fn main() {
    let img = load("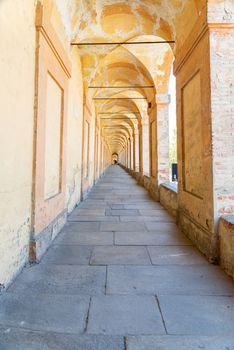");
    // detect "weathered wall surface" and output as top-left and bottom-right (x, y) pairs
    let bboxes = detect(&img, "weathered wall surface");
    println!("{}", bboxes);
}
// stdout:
(66, 48), (84, 213)
(210, 28), (234, 220)
(208, 0), (234, 24)
(0, 0), (36, 288)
